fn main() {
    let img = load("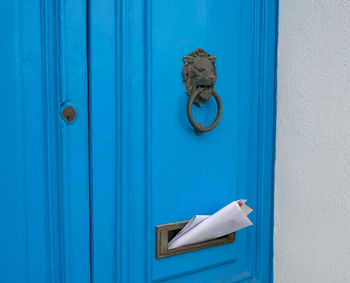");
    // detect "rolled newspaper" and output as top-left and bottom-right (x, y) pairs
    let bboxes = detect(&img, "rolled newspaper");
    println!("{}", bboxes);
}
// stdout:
(168, 200), (253, 249)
